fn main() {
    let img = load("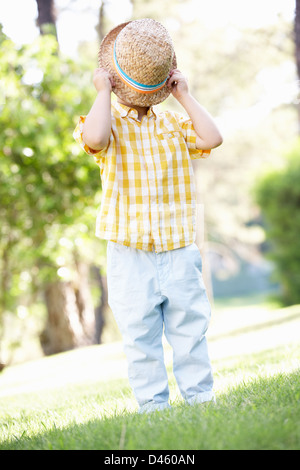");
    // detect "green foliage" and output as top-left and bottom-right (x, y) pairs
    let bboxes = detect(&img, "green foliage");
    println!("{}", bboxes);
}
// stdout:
(255, 141), (300, 304)
(0, 26), (101, 316)
(0, 6), (297, 352)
